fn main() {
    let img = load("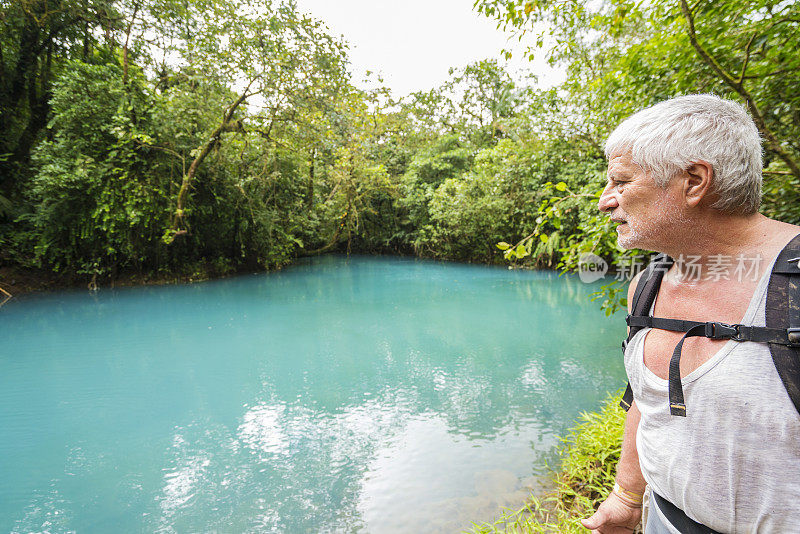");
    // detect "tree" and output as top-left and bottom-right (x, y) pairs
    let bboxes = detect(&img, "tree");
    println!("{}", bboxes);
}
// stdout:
(156, 0), (350, 241)
(475, 0), (800, 311)
(0, 0), (120, 197)
(23, 61), (165, 277)
(403, 59), (530, 147)
(474, 0), (800, 214)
